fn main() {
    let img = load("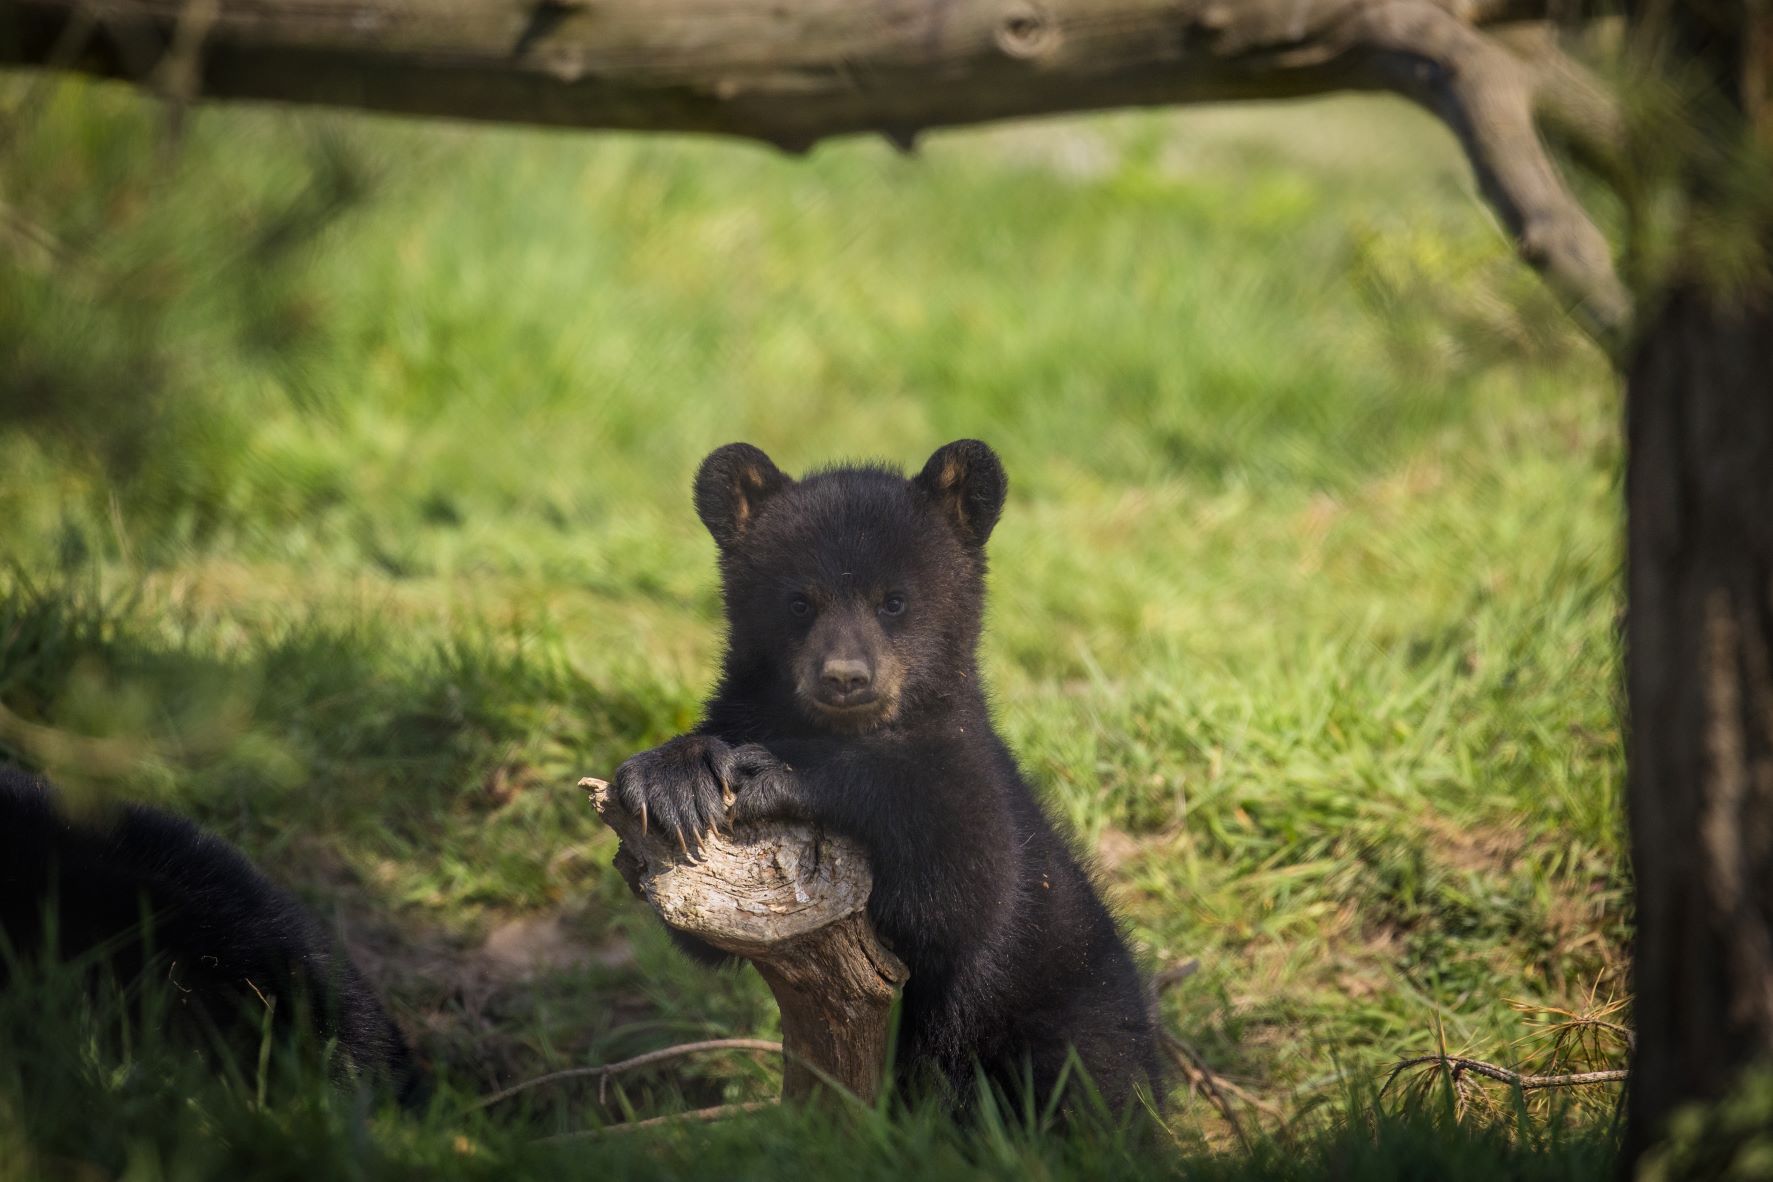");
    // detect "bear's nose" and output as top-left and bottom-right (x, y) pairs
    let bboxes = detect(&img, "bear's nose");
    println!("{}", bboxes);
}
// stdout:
(820, 658), (873, 695)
